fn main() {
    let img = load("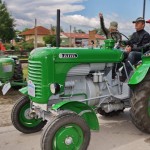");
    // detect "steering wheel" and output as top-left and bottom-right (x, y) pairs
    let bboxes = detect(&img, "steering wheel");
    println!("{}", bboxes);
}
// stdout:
(110, 32), (130, 48)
